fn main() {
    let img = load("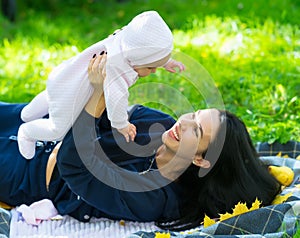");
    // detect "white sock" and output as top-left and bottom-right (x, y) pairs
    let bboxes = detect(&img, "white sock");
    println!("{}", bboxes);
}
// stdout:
(17, 124), (36, 159)
(21, 90), (49, 122)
